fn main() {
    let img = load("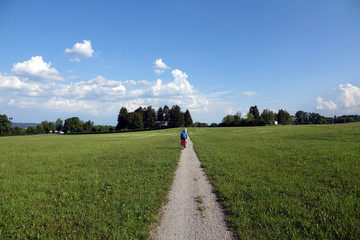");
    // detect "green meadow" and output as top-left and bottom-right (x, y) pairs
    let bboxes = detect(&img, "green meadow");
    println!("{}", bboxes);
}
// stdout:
(0, 129), (180, 239)
(190, 123), (360, 239)
(1, 124), (359, 239)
